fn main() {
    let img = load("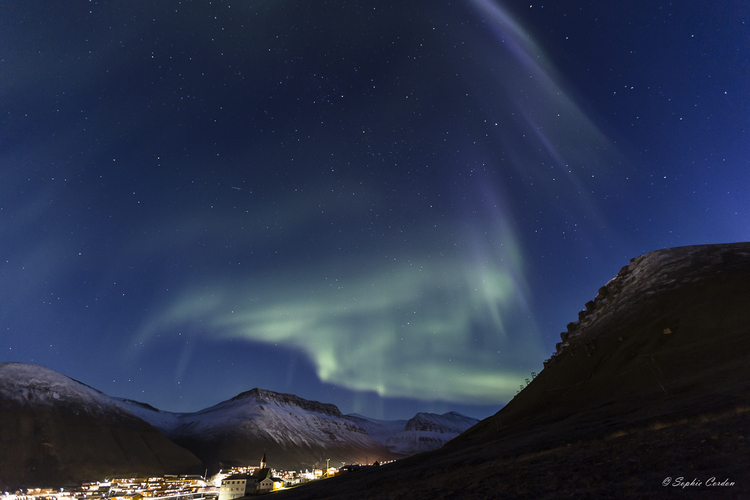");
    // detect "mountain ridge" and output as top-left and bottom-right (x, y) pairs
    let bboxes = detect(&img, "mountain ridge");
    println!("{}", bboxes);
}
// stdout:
(1, 363), (479, 486)
(228, 388), (344, 418)
(0, 363), (203, 489)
